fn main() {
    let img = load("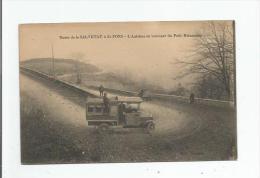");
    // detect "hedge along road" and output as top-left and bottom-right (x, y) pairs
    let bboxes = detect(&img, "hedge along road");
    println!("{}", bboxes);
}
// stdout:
(20, 72), (236, 163)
